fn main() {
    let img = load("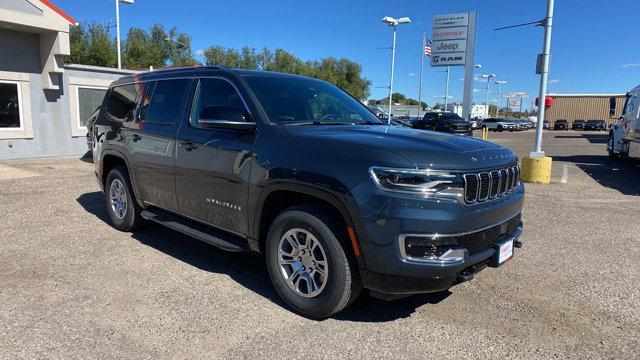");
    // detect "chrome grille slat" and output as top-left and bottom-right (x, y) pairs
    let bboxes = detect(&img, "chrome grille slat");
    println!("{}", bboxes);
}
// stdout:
(464, 165), (520, 204)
